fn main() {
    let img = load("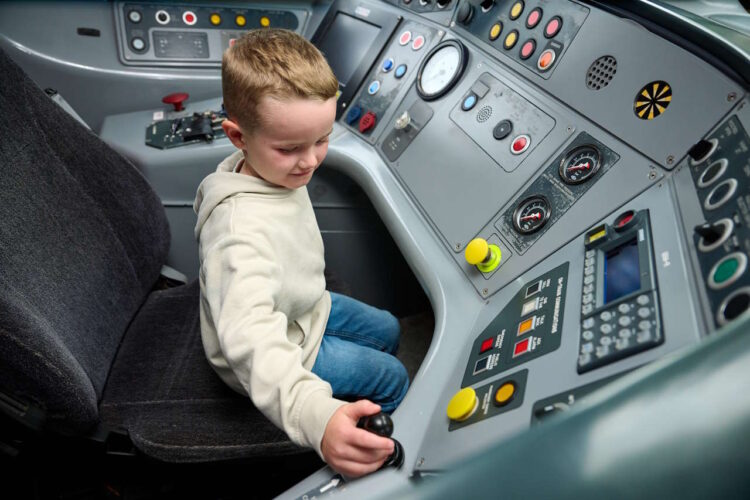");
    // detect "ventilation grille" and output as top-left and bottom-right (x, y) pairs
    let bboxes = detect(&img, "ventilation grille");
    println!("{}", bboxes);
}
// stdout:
(476, 105), (493, 123)
(586, 56), (617, 90)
